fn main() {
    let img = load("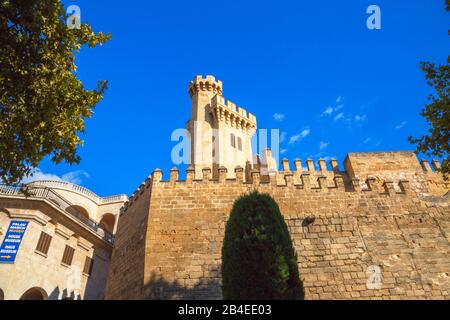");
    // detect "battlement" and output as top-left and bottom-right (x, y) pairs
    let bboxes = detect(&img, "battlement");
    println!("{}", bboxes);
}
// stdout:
(141, 161), (409, 191)
(120, 163), (409, 214)
(121, 153), (448, 214)
(188, 75), (223, 97)
(210, 95), (257, 135)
